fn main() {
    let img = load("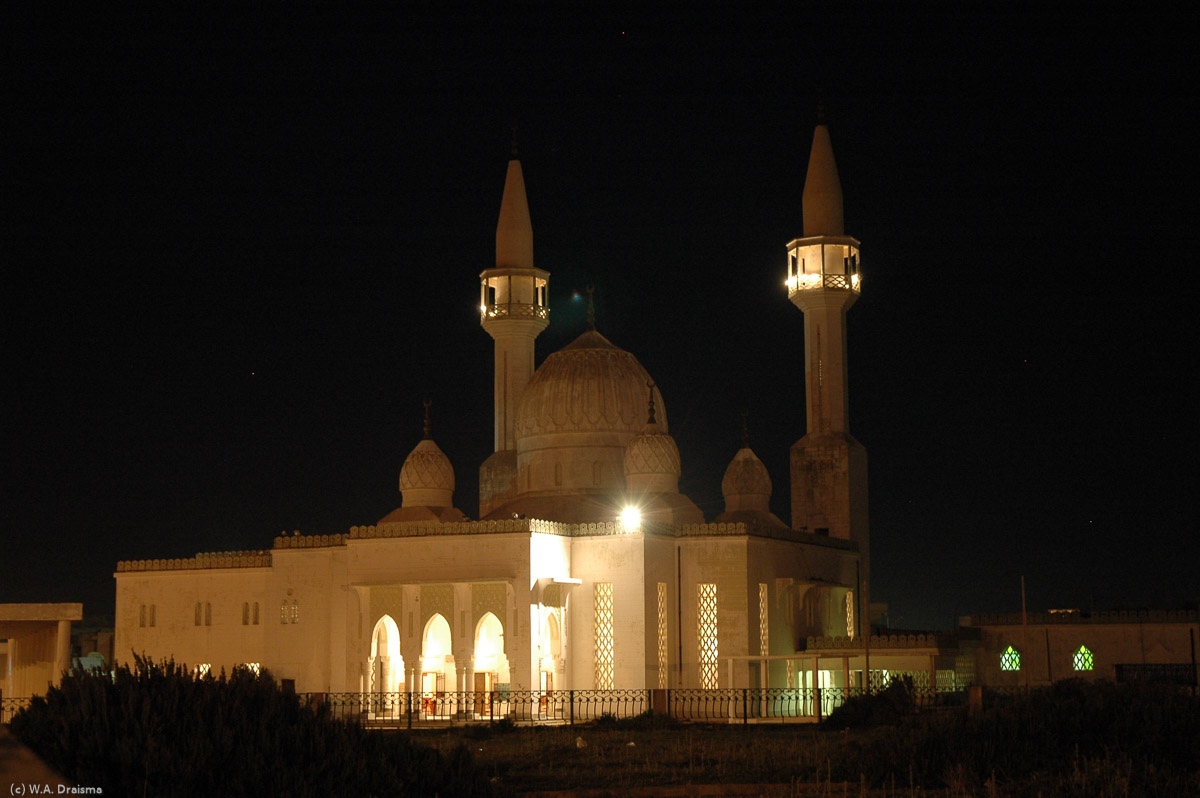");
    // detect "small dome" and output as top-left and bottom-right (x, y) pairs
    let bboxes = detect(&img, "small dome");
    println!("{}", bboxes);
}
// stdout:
(624, 422), (681, 494)
(722, 447), (771, 512)
(399, 438), (455, 507)
(515, 330), (666, 439)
